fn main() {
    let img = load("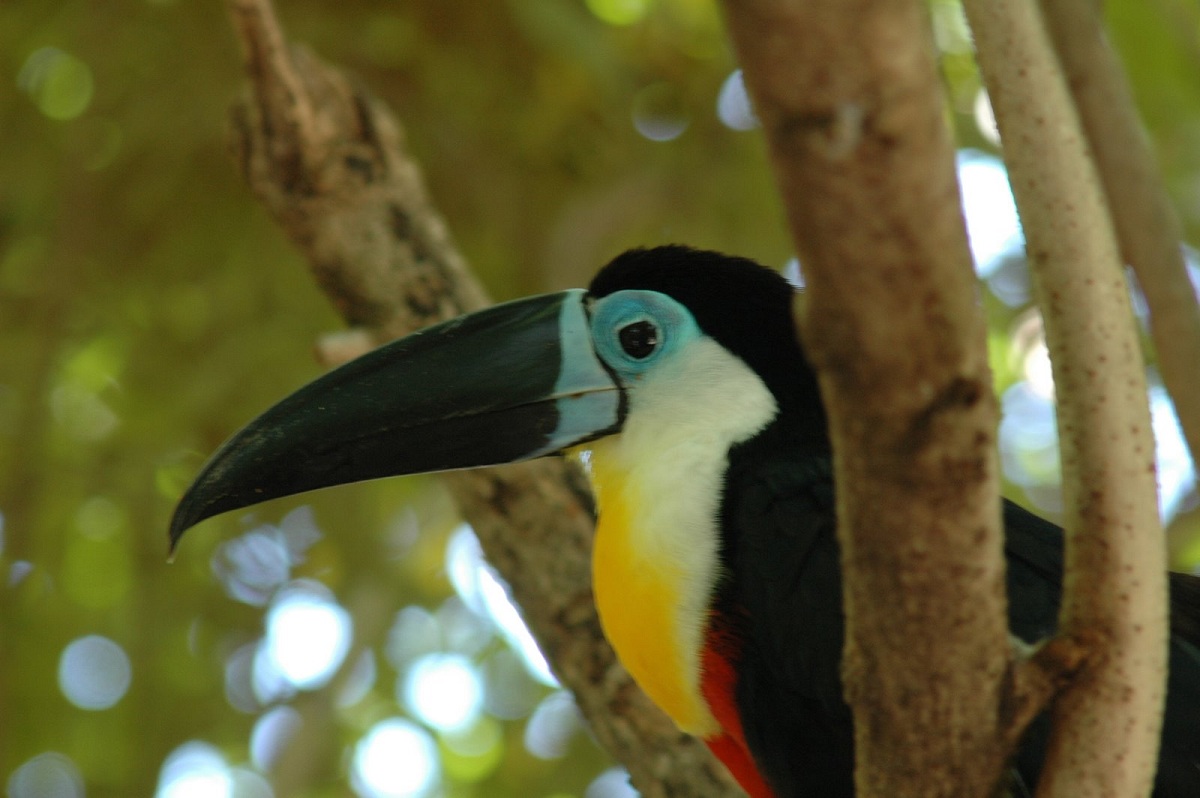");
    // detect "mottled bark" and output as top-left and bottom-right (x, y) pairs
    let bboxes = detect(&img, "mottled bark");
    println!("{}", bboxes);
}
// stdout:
(718, 2), (1012, 796)
(223, 0), (740, 795)
(965, 1), (1167, 795)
